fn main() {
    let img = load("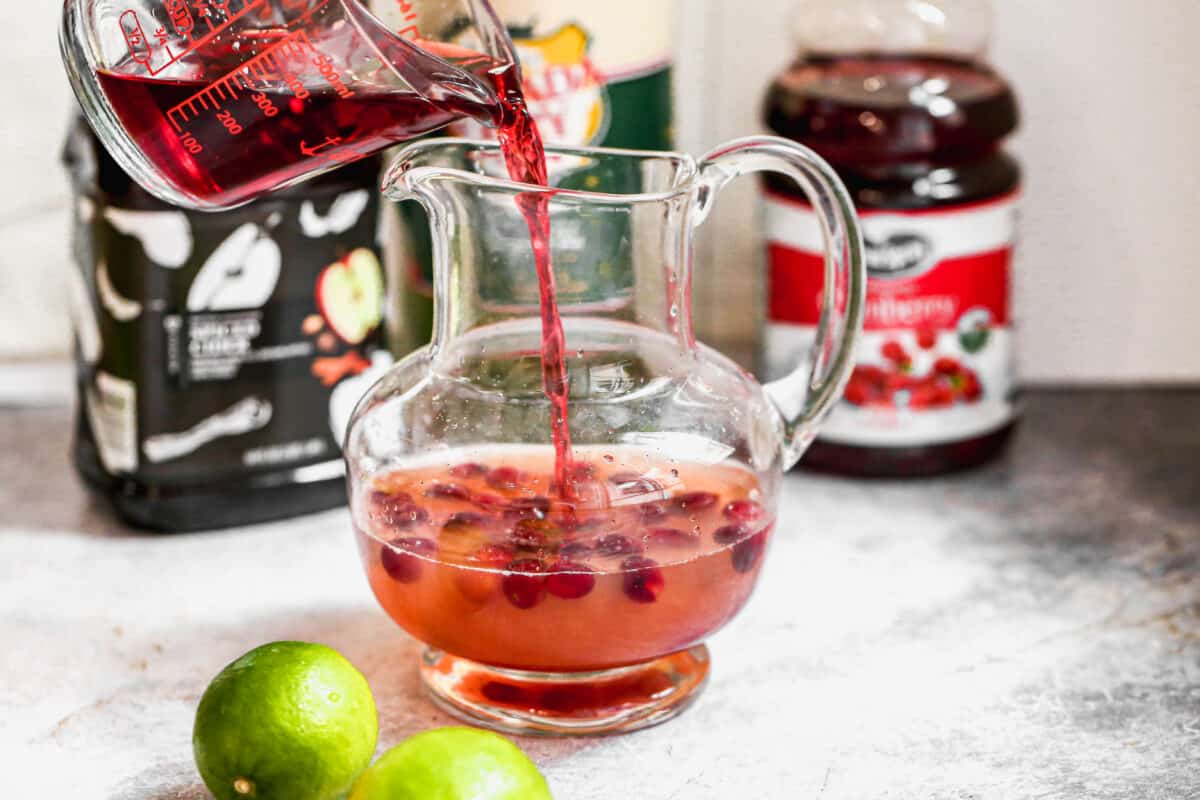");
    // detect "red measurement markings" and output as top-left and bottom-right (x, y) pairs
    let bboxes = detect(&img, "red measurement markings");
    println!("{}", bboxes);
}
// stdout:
(393, 0), (419, 39)
(165, 29), (313, 132)
(119, 10), (153, 68)
(127, 0), (267, 76)
(163, 0), (195, 37)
